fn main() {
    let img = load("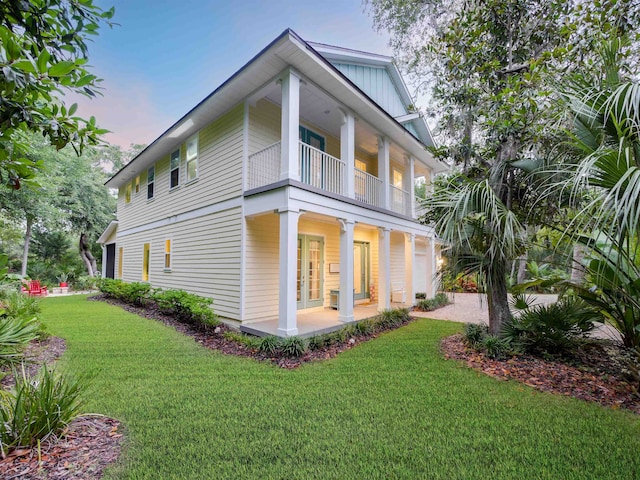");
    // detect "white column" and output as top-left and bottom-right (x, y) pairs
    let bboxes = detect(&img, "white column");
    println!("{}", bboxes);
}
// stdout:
(338, 218), (355, 322)
(101, 245), (107, 278)
(378, 227), (391, 311)
(404, 233), (415, 306)
(407, 155), (416, 218)
(378, 136), (390, 210)
(425, 237), (436, 298)
(340, 110), (355, 199)
(278, 206), (299, 336)
(280, 69), (300, 181)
